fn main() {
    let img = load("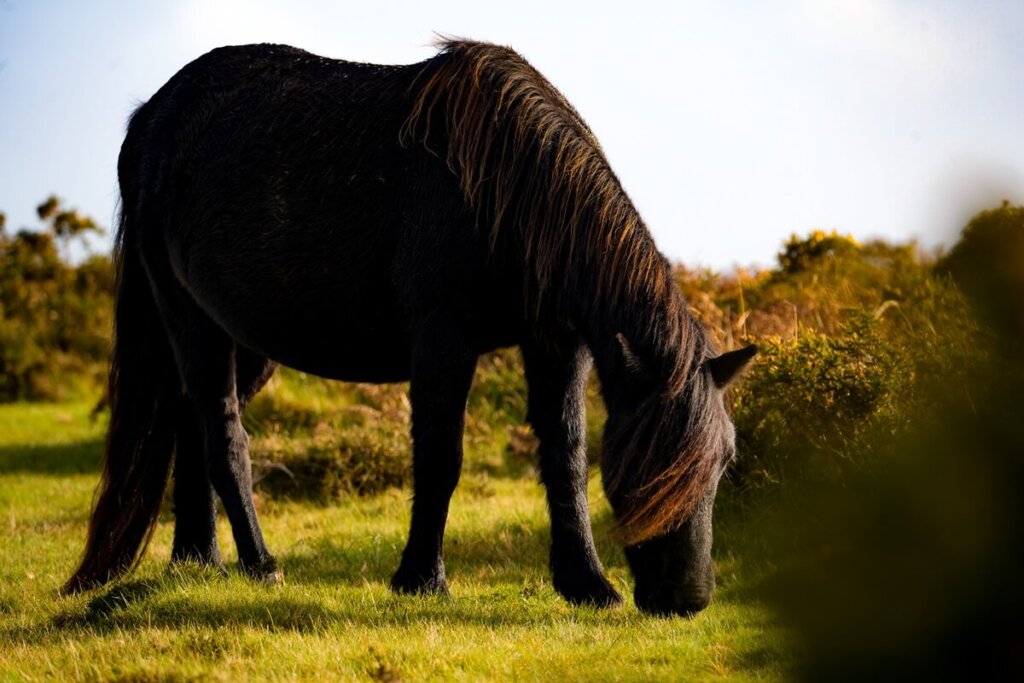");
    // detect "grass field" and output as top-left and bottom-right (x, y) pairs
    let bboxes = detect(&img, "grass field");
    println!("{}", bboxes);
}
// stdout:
(0, 401), (788, 682)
